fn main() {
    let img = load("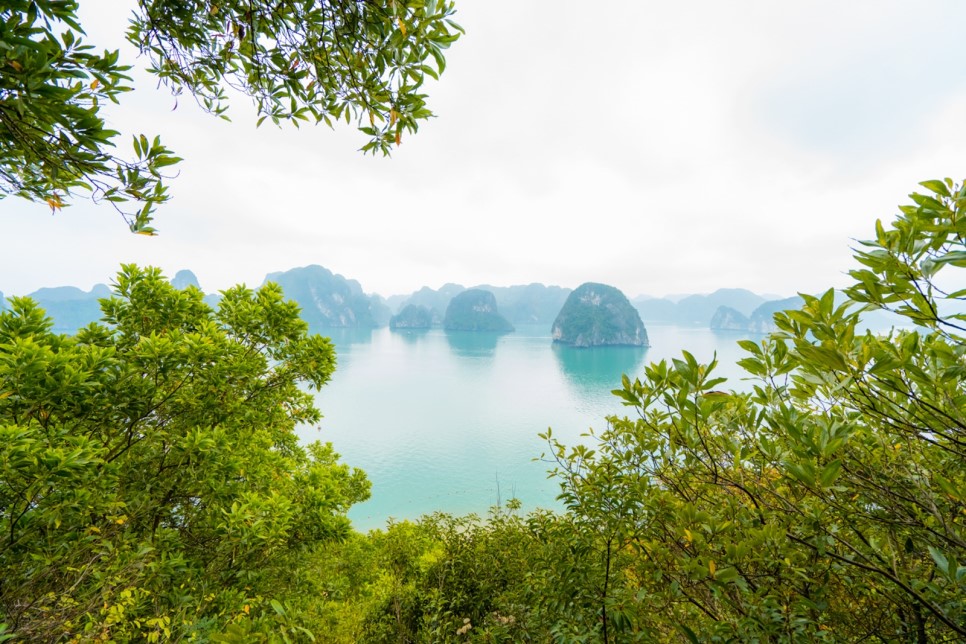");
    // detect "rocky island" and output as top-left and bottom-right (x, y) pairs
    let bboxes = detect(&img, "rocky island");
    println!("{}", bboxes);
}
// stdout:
(709, 305), (750, 331)
(552, 283), (649, 347)
(265, 265), (384, 328)
(390, 304), (436, 330)
(443, 289), (514, 332)
(710, 295), (805, 334)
